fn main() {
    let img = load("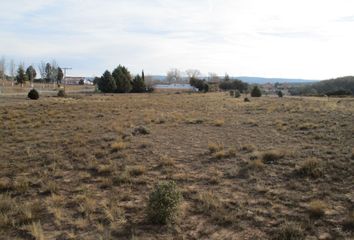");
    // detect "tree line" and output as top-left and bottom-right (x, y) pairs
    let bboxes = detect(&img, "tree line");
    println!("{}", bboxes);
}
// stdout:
(0, 57), (64, 87)
(289, 76), (354, 96)
(97, 65), (149, 93)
